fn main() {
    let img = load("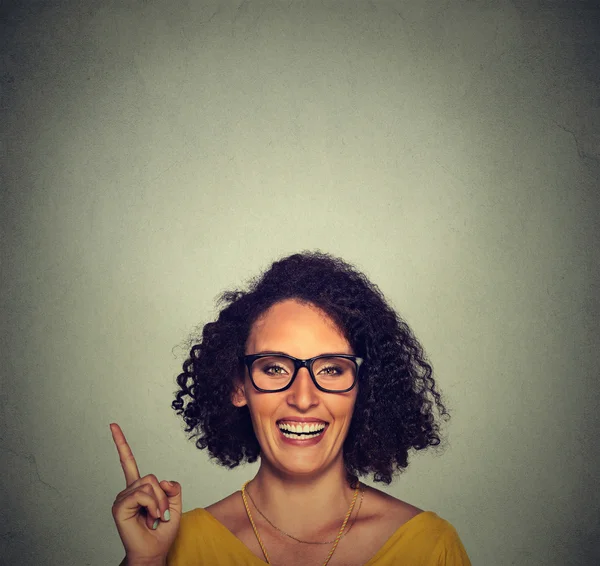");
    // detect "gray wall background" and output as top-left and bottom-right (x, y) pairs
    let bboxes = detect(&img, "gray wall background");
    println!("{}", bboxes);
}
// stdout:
(1, 1), (599, 564)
